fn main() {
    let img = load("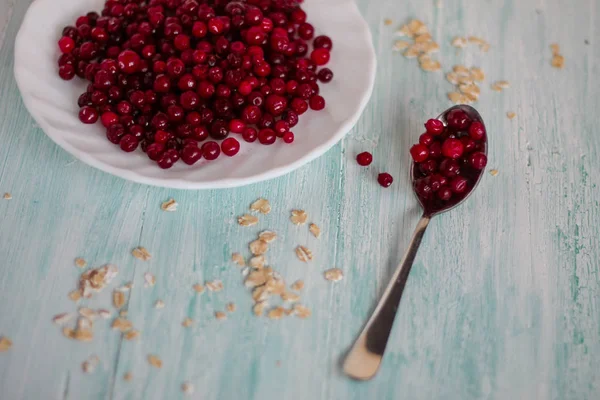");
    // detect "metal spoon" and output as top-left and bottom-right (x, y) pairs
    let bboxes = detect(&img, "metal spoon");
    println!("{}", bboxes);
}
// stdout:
(343, 105), (488, 380)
